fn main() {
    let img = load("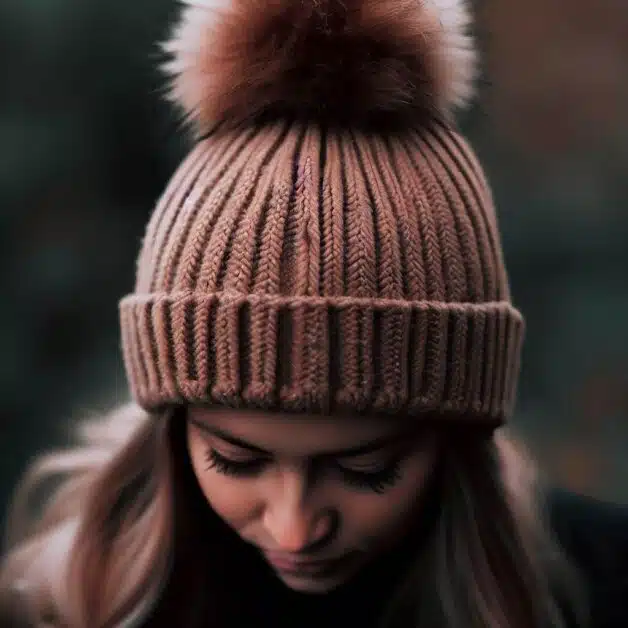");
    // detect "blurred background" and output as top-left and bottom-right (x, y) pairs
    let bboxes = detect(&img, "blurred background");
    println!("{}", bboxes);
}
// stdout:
(0, 0), (627, 524)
